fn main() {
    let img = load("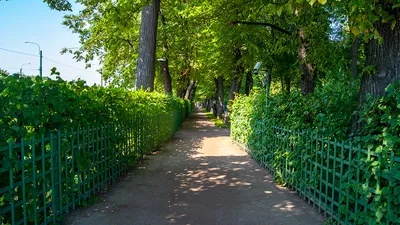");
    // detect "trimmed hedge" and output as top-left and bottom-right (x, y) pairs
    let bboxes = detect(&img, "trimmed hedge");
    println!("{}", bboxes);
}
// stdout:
(0, 74), (191, 143)
(230, 81), (400, 224)
(0, 74), (192, 225)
